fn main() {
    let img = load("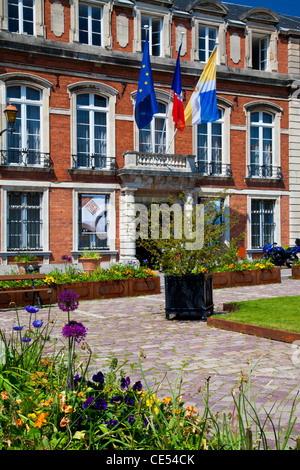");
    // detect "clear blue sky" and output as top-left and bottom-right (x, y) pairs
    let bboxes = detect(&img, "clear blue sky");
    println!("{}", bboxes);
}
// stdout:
(226, 0), (300, 17)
